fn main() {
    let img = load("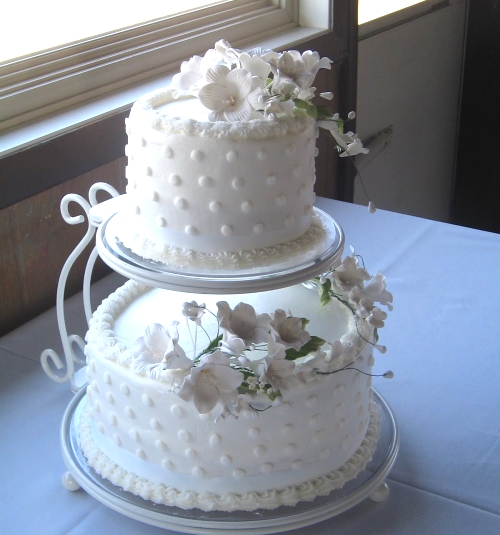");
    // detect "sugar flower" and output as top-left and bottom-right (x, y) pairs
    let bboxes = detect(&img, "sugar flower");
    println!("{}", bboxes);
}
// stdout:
(132, 322), (191, 378)
(257, 341), (295, 392)
(217, 301), (271, 346)
(330, 253), (370, 293)
(363, 272), (394, 310)
(177, 349), (243, 414)
(182, 300), (206, 326)
(270, 309), (310, 351)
